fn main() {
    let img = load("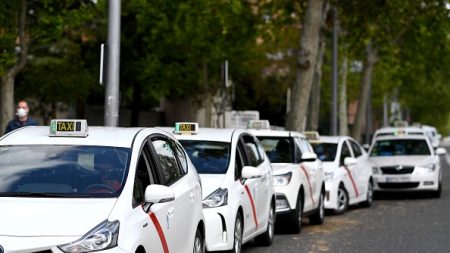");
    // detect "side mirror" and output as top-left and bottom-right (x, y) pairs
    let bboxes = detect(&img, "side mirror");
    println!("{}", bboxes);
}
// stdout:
(242, 166), (262, 179)
(435, 147), (447, 156)
(344, 157), (357, 166)
(145, 185), (175, 204)
(362, 144), (370, 151)
(301, 152), (317, 162)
